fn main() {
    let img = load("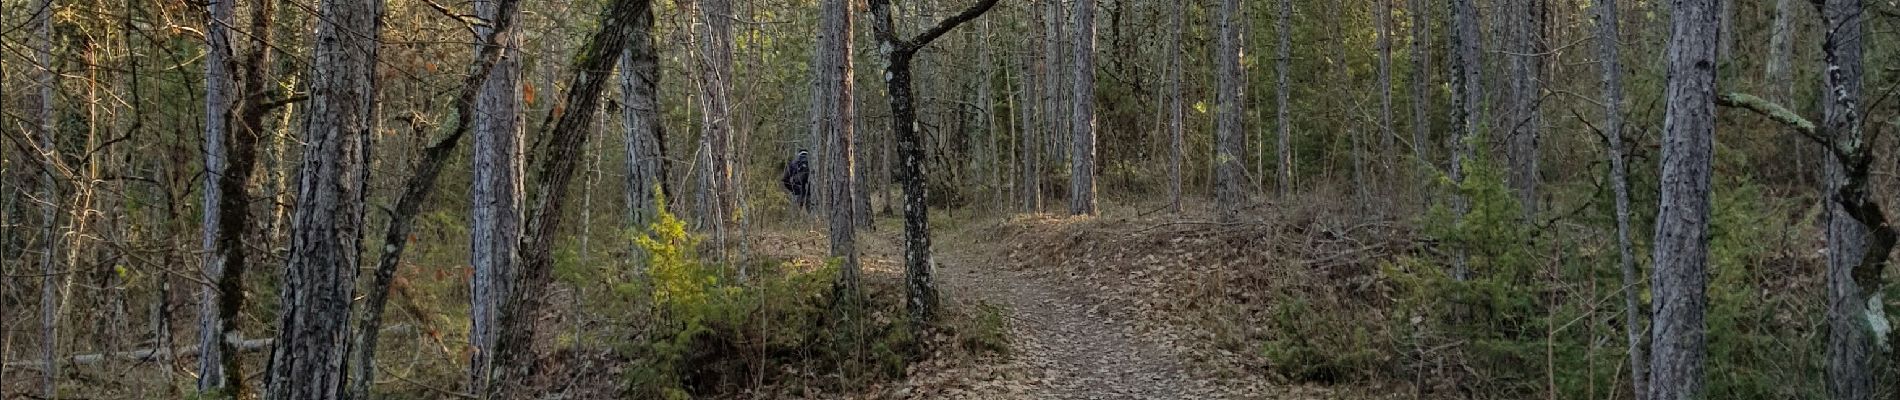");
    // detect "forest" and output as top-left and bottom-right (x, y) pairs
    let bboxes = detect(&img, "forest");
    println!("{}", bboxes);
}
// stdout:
(1, 0), (1898, 397)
